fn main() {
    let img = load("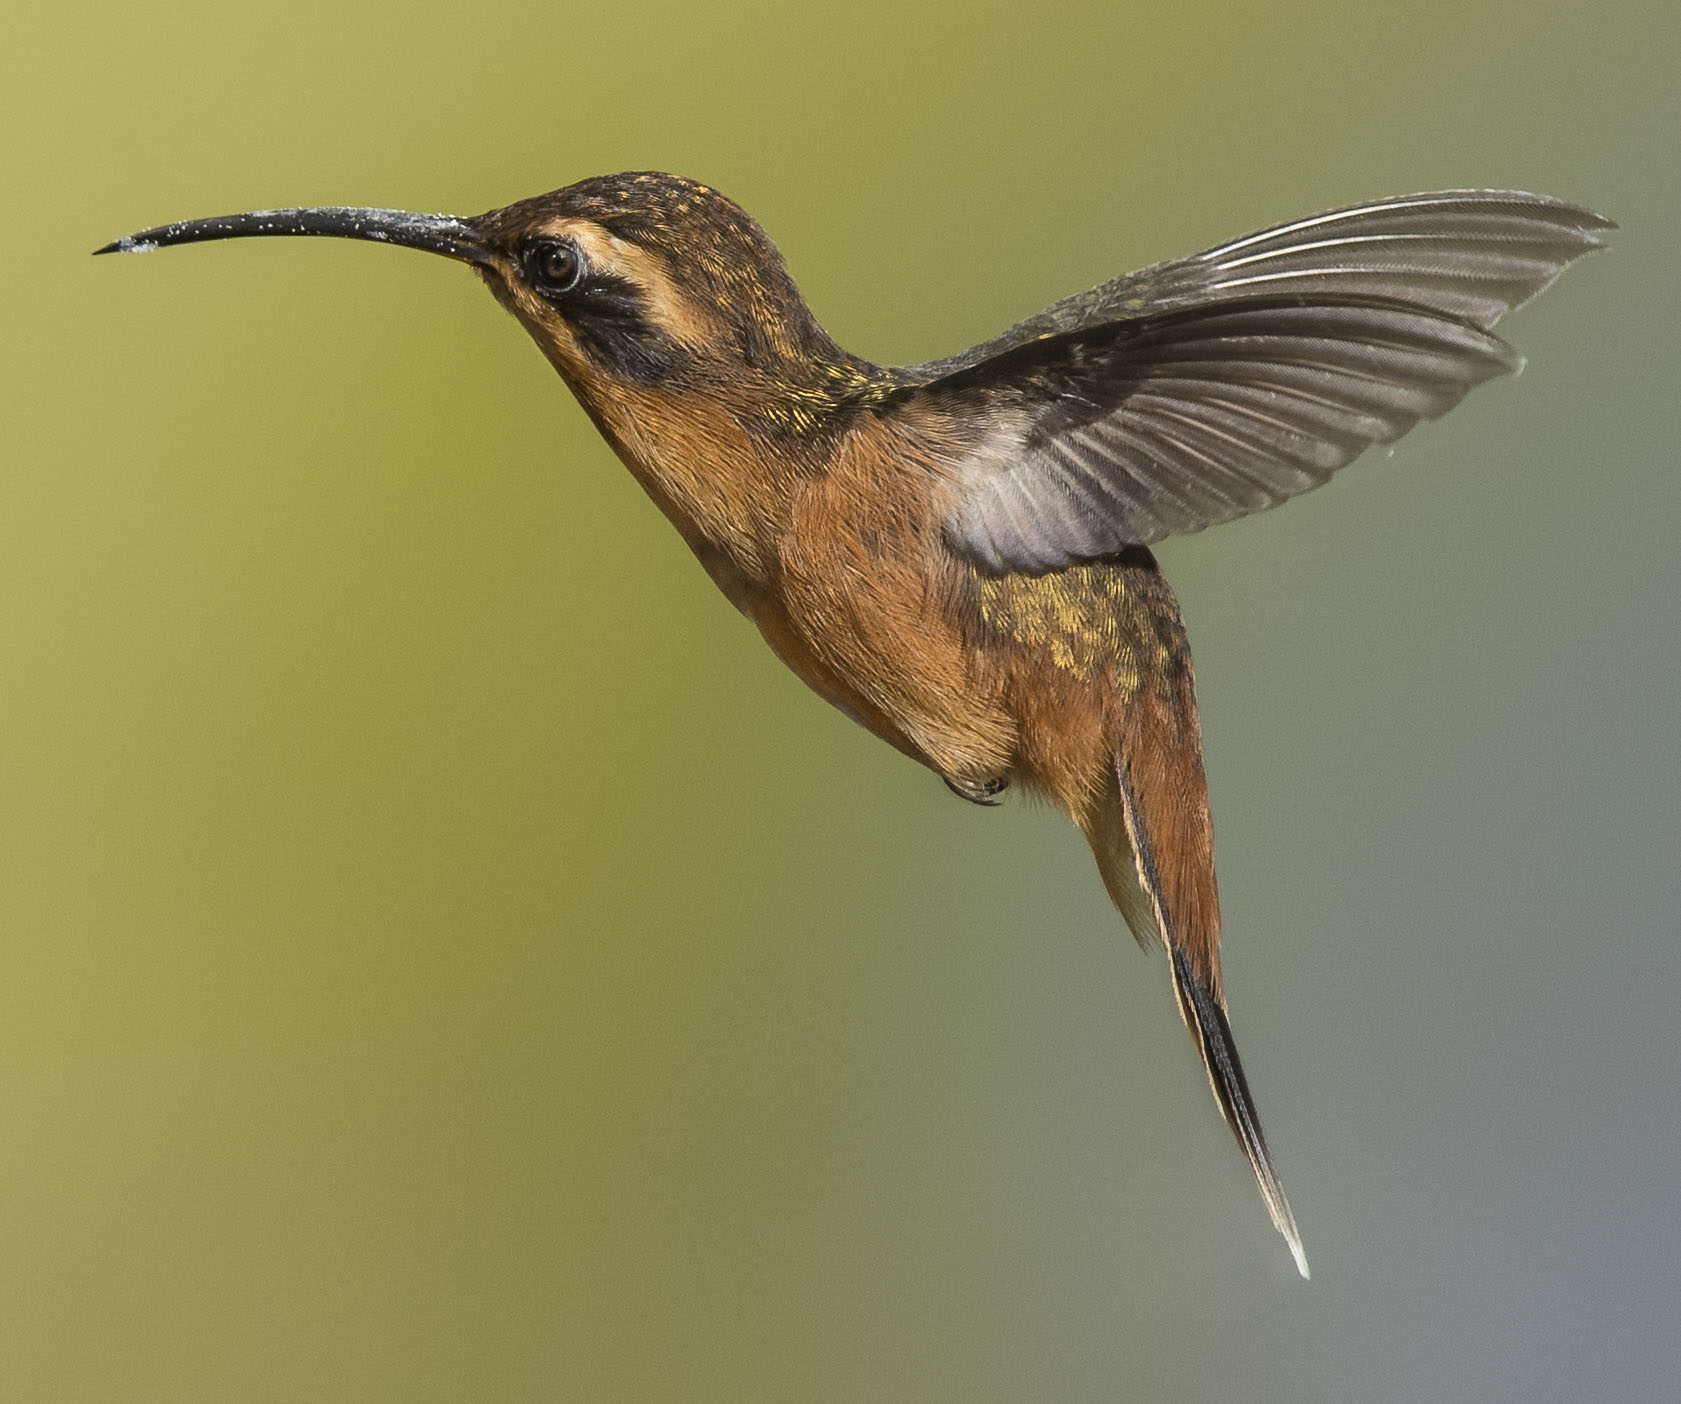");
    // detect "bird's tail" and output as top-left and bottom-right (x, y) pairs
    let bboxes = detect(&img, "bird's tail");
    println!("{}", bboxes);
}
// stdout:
(1167, 935), (1308, 1278)
(1081, 644), (1308, 1278)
